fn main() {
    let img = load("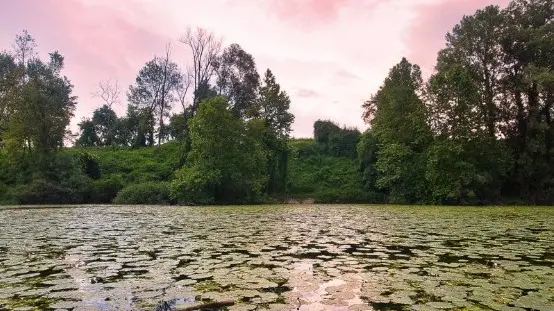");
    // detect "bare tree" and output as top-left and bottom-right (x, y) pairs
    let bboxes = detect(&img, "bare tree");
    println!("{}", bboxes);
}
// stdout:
(177, 71), (192, 112)
(179, 27), (222, 108)
(91, 78), (120, 146)
(93, 78), (120, 109)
